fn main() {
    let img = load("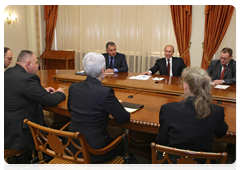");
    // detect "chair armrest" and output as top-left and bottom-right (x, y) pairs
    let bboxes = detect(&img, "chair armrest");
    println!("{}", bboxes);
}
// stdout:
(59, 122), (71, 131)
